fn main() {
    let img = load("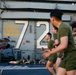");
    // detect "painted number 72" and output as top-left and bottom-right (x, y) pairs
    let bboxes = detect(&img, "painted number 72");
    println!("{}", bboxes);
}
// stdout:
(15, 21), (49, 49)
